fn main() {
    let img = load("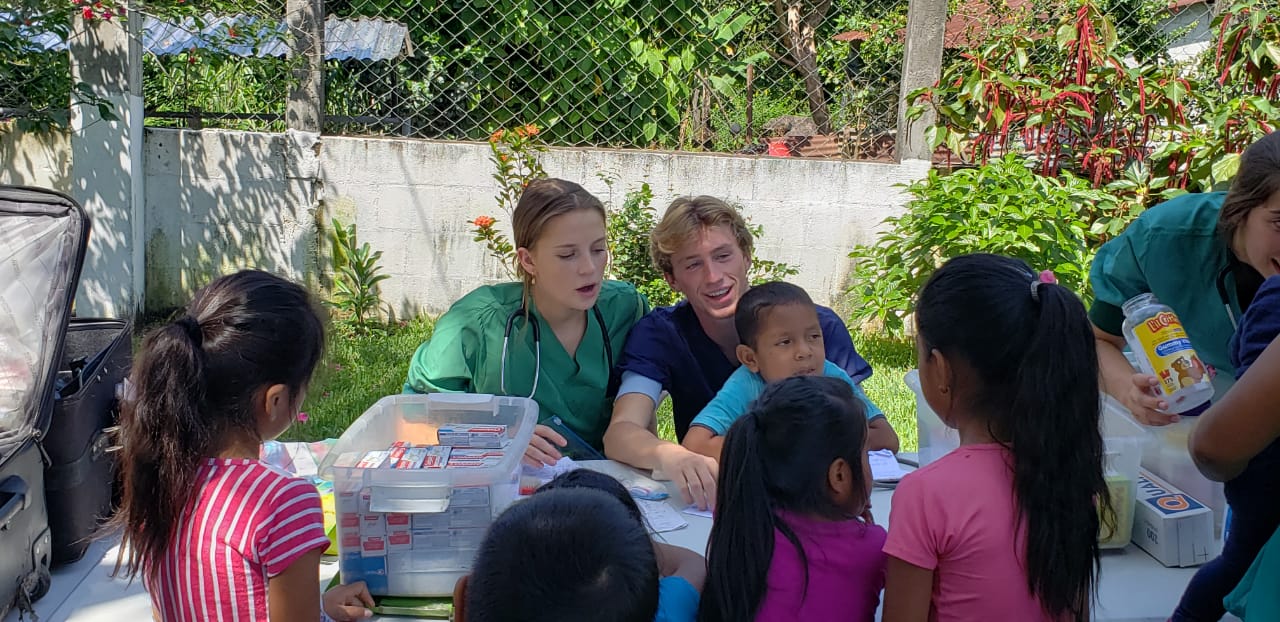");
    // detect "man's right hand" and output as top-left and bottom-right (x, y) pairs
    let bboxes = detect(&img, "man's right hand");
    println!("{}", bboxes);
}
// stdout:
(655, 445), (718, 511)
(1124, 373), (1179, 426)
